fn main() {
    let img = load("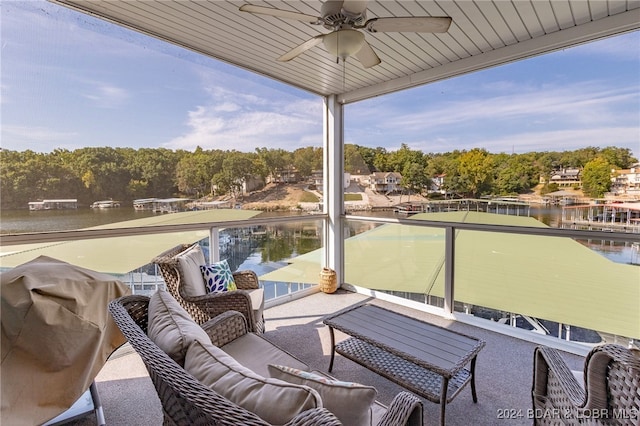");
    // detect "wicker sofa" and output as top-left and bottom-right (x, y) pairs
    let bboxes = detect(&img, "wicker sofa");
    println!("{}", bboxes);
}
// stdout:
(532, 344), (640, 426)
(152, 243), (265, 333)
(108, 293), (424, 426)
